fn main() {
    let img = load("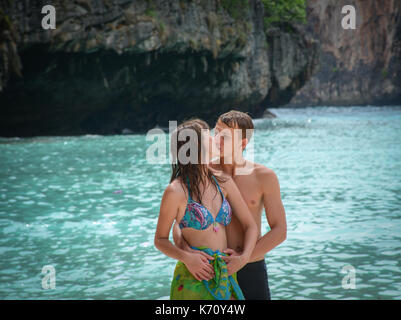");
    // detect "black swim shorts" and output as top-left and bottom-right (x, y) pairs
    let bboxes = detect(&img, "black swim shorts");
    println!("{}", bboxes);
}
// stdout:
(237, 259), (271, 300)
